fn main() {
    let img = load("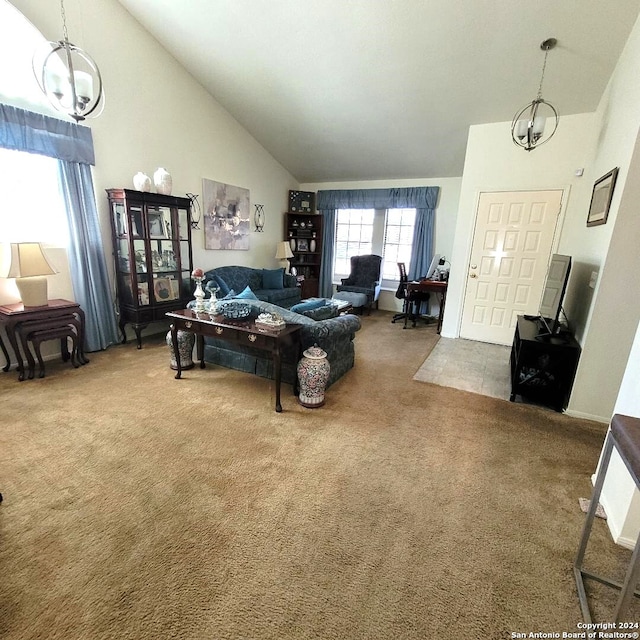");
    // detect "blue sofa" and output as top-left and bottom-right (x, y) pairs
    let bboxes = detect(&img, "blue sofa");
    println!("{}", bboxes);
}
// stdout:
(204, 265), (301, 309)
(201, 298), (361, 388)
